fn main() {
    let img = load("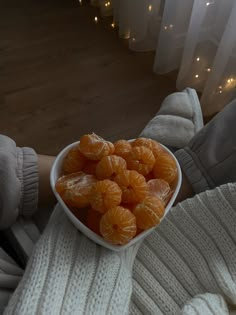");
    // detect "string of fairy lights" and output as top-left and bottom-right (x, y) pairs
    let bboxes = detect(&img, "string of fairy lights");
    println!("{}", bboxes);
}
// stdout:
(80, 0), (235, 96)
